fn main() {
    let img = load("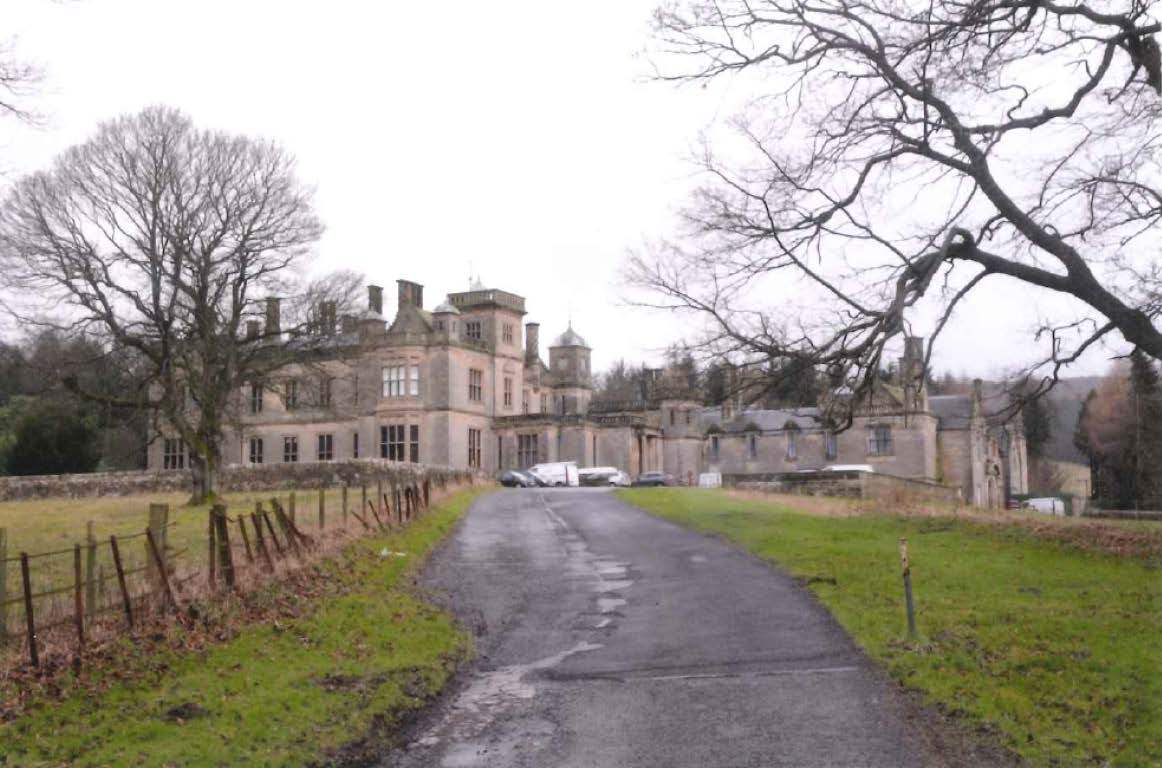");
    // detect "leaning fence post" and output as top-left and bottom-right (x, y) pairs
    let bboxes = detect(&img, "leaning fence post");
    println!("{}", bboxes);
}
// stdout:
(213, 505), (235, 589)
(251, 512), (274, 572)
(109, 535), (133, 629)
(361, 483), (367, 522)
(289, 491), (296, 525)
(0, 527), (7, 643)
(146, 528), (178, 611)
(376, 479), (383, 517)
(318, 486), (326, 531)
(342, 484), (349, 527)
(20, 552), (36, 667)
(84, 522), (97, 625)
(261, 510), (285, 558)
(146, 503), (169, 593)
(73, 543), (85, 656)
(237, 516), (254, 564)
(900, 538), (917, 638)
